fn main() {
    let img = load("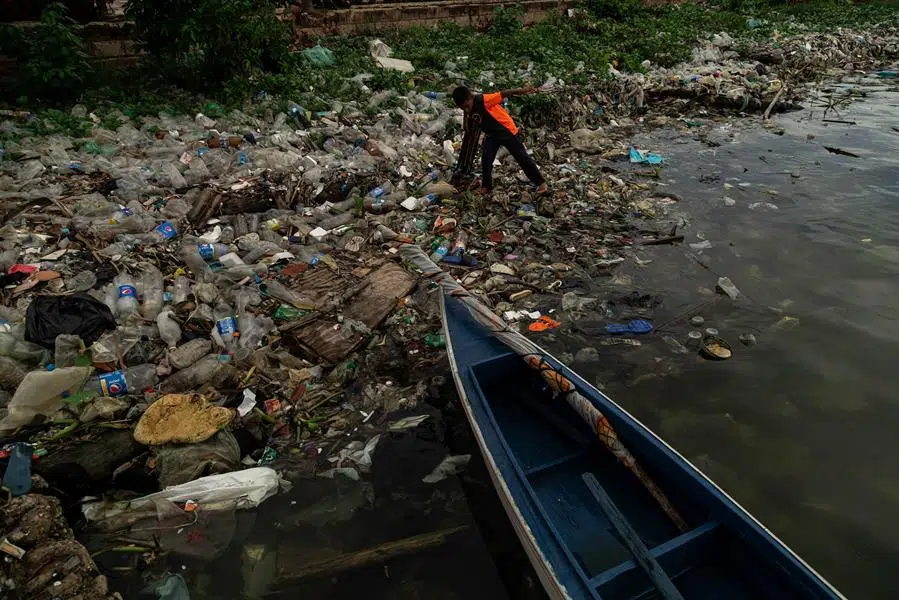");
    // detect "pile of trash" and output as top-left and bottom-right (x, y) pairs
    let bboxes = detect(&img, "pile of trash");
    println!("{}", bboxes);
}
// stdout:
(578, 23), (899, 121)
(0, 25), (875, 596)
